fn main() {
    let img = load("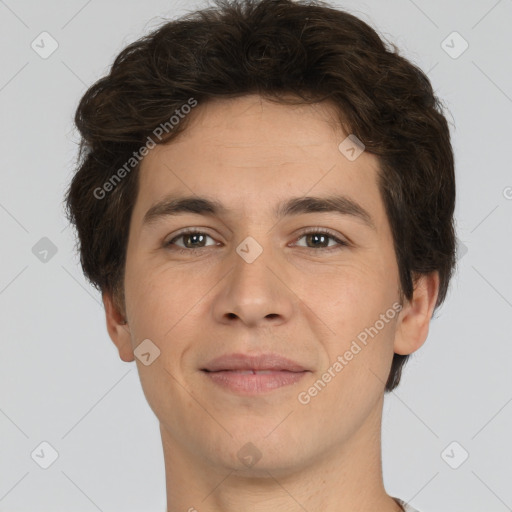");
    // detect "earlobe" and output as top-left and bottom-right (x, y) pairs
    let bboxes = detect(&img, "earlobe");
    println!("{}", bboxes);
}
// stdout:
(102, 291), (135, 362)
(393, 271), (440, 356)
